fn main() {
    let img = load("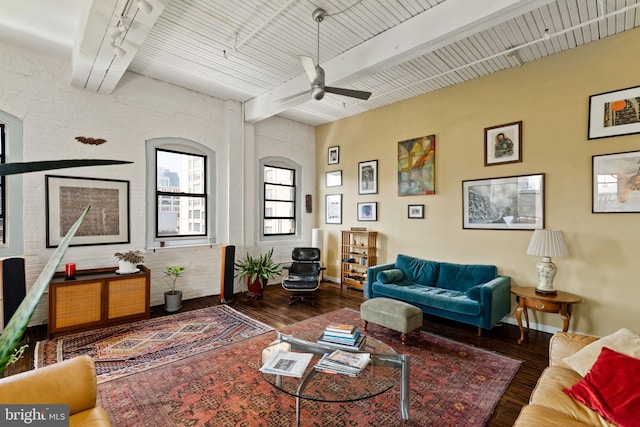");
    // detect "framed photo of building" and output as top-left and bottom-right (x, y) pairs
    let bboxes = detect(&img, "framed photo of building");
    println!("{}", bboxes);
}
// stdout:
(408, 204), (424, 219)
(588, 86), (640, 139)
(325, 194), (342, 224)
(358, 160), (378, 194)
(484, 121), (522, 166)
(46, 175), (130, 247)
(398, 134), (435, 195)
(328, 146), (340, 164)
(462, 173), (544, 230)
(357, 202), (377, 221)
(592, 150), (640, 213)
